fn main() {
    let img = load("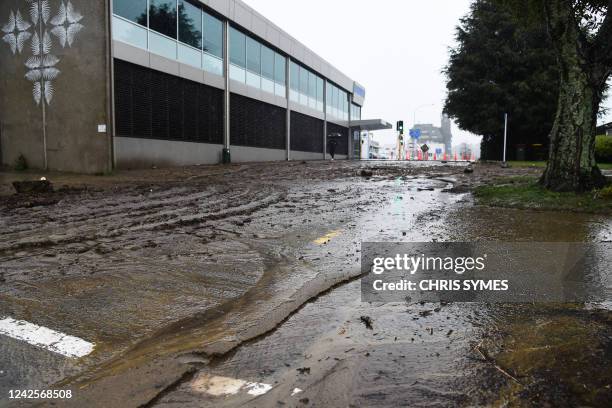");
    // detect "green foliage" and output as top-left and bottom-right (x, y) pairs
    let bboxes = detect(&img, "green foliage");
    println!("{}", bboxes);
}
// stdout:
(598, 185), (612, 199)
(14, 154), (28, 171)
(595, 135), (612, 163)
(444, 0), (559, 160)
